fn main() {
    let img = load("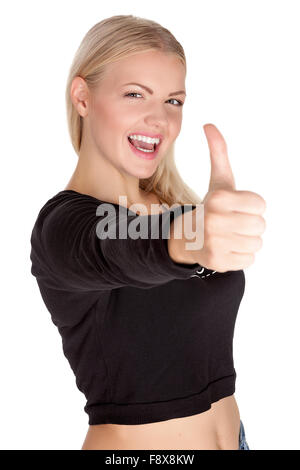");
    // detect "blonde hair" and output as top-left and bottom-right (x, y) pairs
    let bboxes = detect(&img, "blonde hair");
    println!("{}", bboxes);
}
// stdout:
(65, 14), (203, 207)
